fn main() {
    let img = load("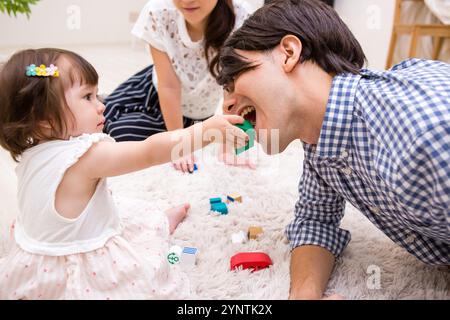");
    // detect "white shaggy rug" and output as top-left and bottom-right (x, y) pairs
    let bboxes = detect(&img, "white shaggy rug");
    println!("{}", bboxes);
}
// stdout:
(106, 141), (449, 300)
